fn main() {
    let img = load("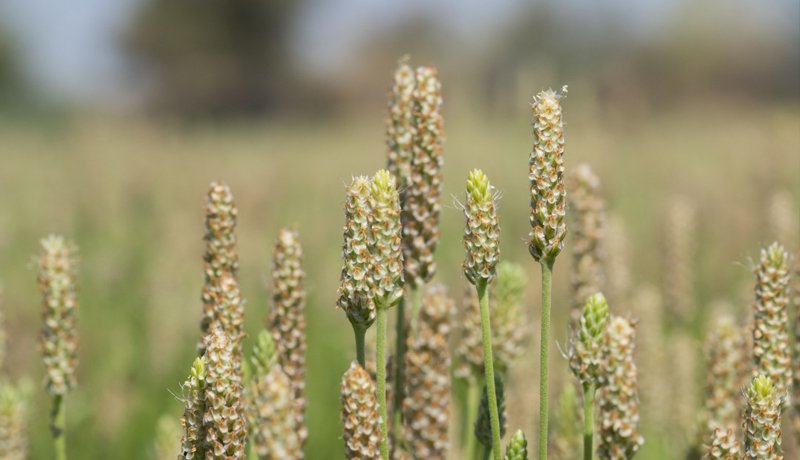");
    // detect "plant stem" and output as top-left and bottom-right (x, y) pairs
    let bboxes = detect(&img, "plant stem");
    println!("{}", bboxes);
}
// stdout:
(51, 394), (66, 460)
(353, 324), (366, 368)
(464, 380), (481, 460)
(583, 384), (595, 460)
(392, 294), (407, 430)
(376, 306), (389, 460)
(481, 444), (492, 460)
(477, 280), (502, 460)
(538, 261), (553, 460)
